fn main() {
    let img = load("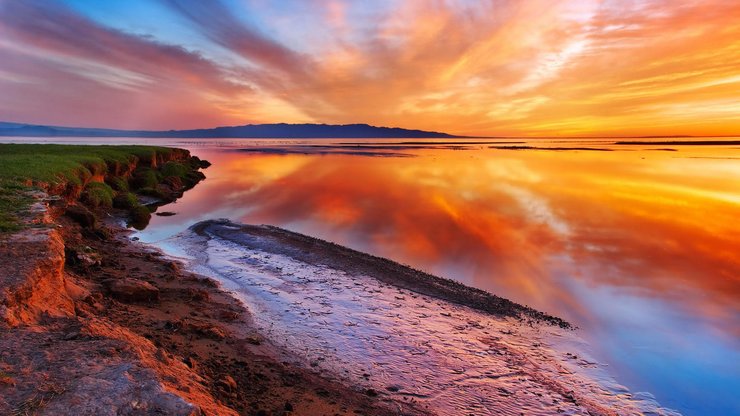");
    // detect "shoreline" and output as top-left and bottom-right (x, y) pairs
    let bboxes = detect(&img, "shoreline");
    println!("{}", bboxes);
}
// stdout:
(0, 145), (410, 415)
(0, 144), (679, 415)
(1, 213), (405, 415)
(165, 219), (678, 416)
(189, 220), (570, 328)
